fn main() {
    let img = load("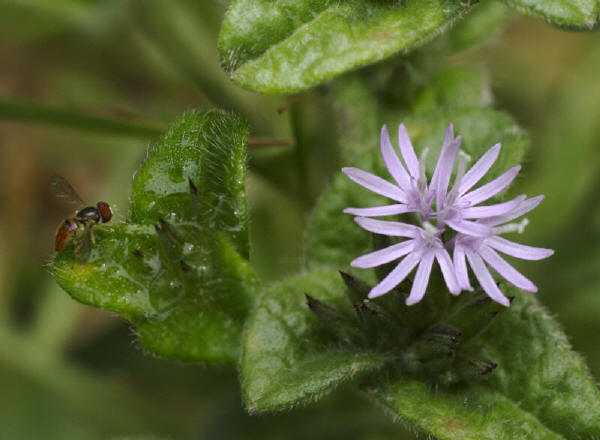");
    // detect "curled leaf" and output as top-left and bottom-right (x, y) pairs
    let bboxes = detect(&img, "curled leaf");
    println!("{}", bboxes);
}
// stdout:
(53, 110), (258, 364)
